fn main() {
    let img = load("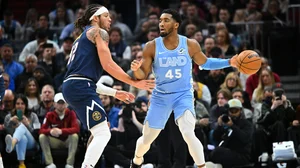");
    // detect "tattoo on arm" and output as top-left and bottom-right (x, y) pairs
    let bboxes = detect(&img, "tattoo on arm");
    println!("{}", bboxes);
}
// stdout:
(99, 29), (109, 43)
(87, 28), (98, 44)
(87, 28), (109, 44)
